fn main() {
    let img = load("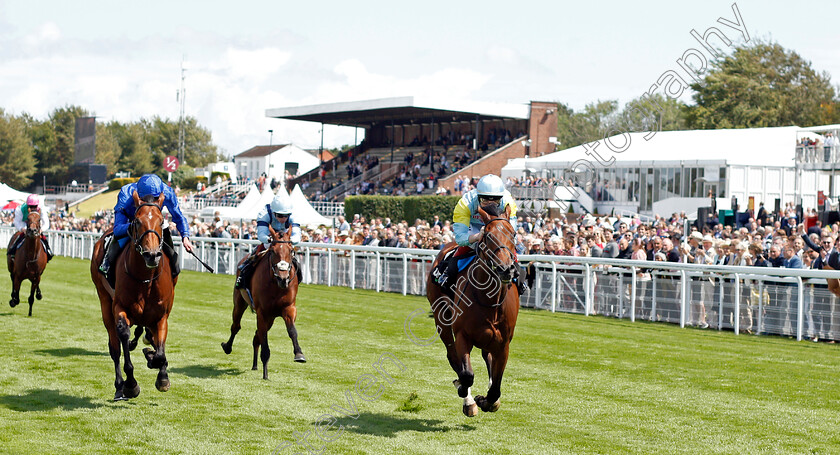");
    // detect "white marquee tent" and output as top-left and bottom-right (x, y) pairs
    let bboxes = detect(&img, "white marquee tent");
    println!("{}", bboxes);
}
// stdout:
(0, 183), (30, 204)
(290, 185), (332, 228)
